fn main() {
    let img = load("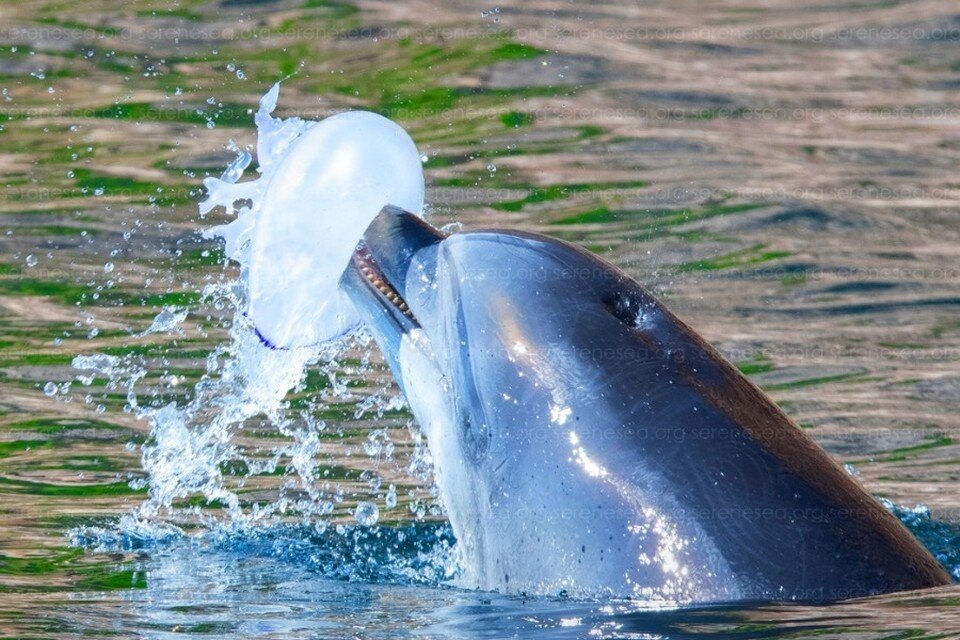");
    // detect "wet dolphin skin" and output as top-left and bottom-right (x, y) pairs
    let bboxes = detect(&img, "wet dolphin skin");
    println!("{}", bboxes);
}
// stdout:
(340, 206), (952, 603)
